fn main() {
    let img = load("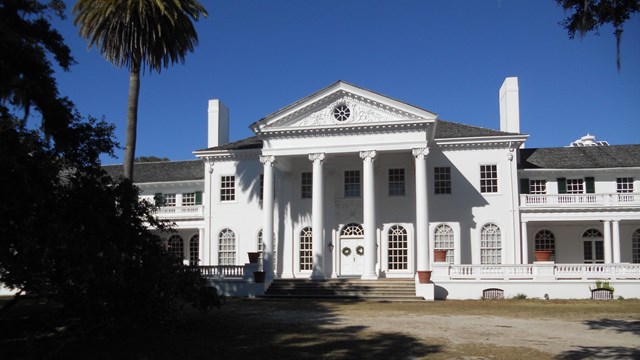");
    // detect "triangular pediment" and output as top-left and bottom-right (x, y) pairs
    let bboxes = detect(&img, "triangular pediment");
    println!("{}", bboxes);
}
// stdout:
(251, 81), (438, 134)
